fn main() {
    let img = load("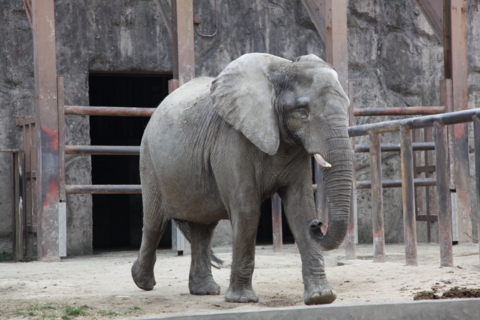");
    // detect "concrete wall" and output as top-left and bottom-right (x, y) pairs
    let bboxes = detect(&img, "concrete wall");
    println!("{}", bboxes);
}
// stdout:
(0, 0), (479, 255)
